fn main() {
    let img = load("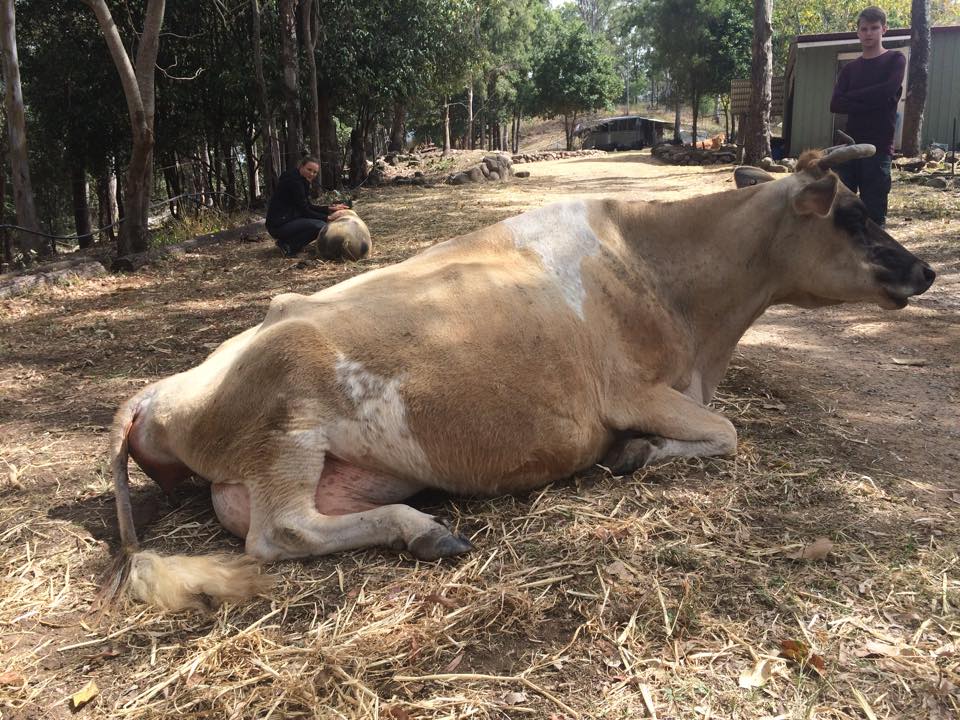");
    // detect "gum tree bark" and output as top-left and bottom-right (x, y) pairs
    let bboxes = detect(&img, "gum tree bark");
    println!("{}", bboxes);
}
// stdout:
(251, 0), (279, 196)
(279, 0), (301, 169)
(900, 0), (930, 157)
(0, 0), (41, 258)
(743, 0), (772, 164)
(83, 0), (165, 256)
